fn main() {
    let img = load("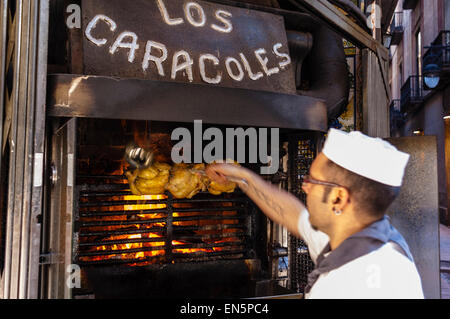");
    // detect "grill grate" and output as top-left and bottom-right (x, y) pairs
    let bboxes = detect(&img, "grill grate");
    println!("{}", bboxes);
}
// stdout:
(74, 175), (255, 266)
(288, 135), (317, 293)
